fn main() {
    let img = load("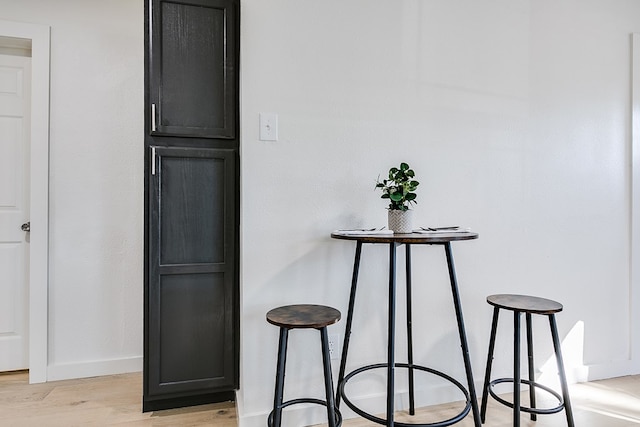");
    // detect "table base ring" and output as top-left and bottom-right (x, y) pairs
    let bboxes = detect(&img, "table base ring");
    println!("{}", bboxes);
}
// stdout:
(338, 363), (471, 427)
